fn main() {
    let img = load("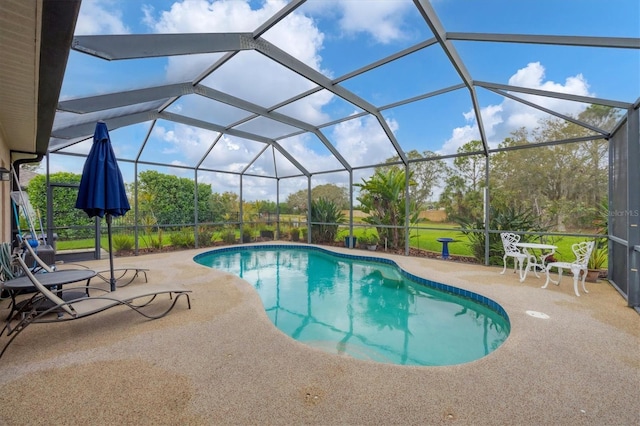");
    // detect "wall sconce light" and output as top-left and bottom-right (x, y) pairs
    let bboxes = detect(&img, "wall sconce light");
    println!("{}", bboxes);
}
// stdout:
(0, 167), (10, 182)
